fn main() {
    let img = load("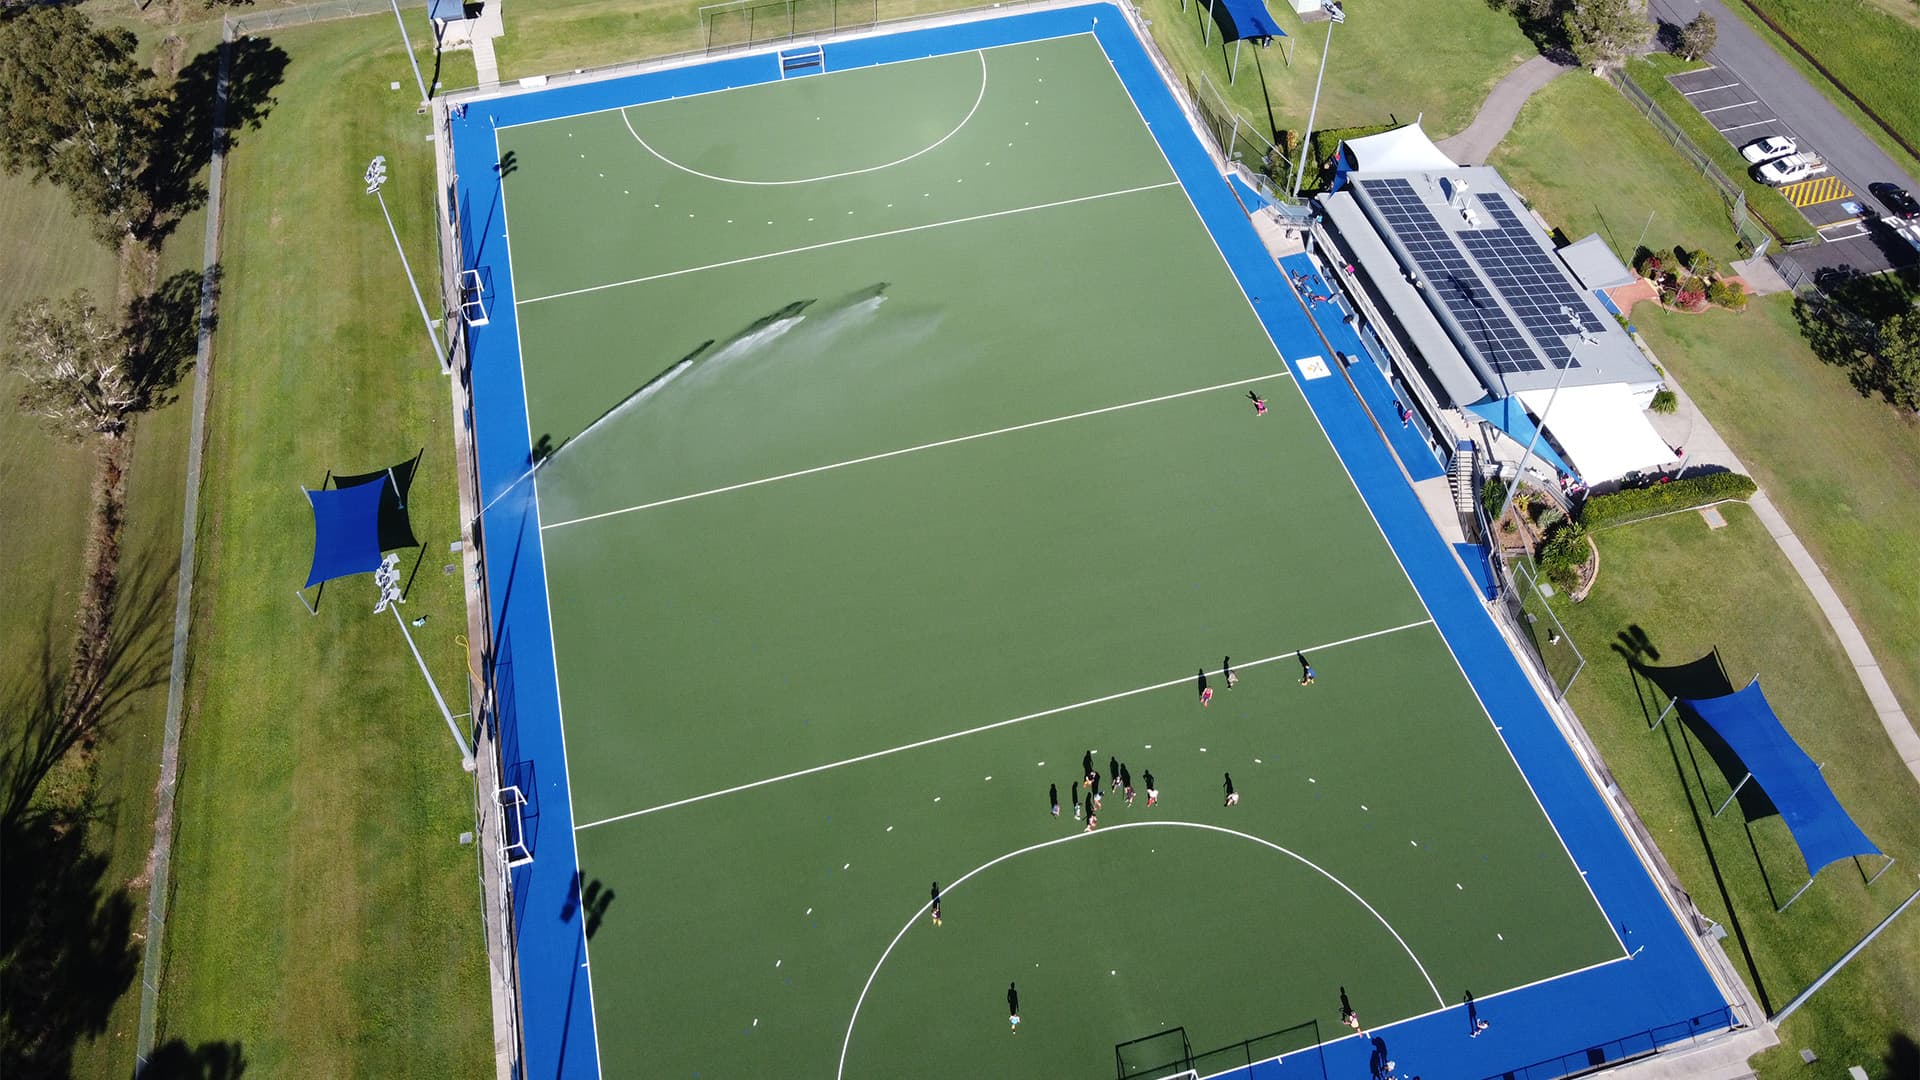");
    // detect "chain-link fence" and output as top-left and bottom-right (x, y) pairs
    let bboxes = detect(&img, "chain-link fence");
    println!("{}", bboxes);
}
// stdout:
(700, 0), (879, 51)
(1604, 69), (1773, 255)
(228, 0), (429, 36)
(1494, 553), (1586, 699)
(1185, 71), (1290, 189)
